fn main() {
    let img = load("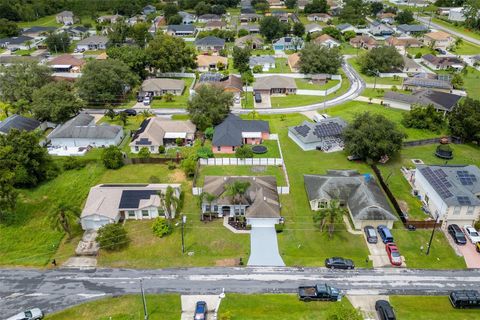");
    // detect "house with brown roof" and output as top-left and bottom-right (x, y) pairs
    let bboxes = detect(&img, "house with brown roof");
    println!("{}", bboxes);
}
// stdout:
(129, 118), (196, 153)
(287, 52), (300, 72)
(424, 31), (454, 49)
(56, 11), (74, 25)
(402, 56), (423, 73)
(253, 75), (297, 95)
(307, 13), (332, 22)
(204, 20), (227, 31)
(234, 35), (264, 49)
(195, 74), (243, 98)
(422, 54), (465, 70)
(47, 54), (85, 73)
(386, 37), (422, 51)
(313, 34), (340, 48)
(196, 54), (228, 71)
(349, 35), (379, 50)
(140, 78), (185, 96)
